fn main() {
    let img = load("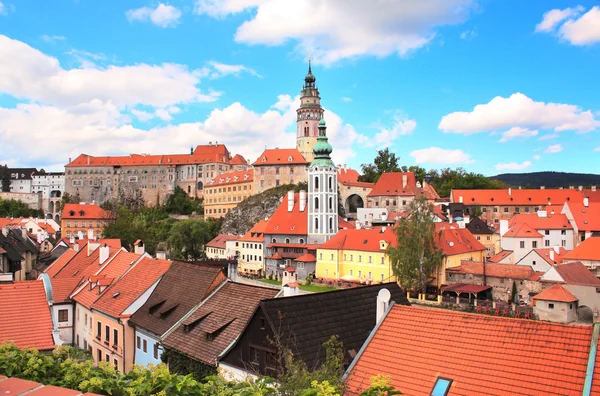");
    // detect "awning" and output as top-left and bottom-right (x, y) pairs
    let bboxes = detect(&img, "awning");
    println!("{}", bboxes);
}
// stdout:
(442, 283), (492, 294)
